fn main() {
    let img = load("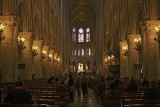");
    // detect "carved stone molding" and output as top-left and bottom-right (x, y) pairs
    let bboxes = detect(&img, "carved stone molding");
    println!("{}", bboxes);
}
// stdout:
(0, 16), (20, 29)
(145, 20), (160, 33)
(18, 32), (33, 41)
